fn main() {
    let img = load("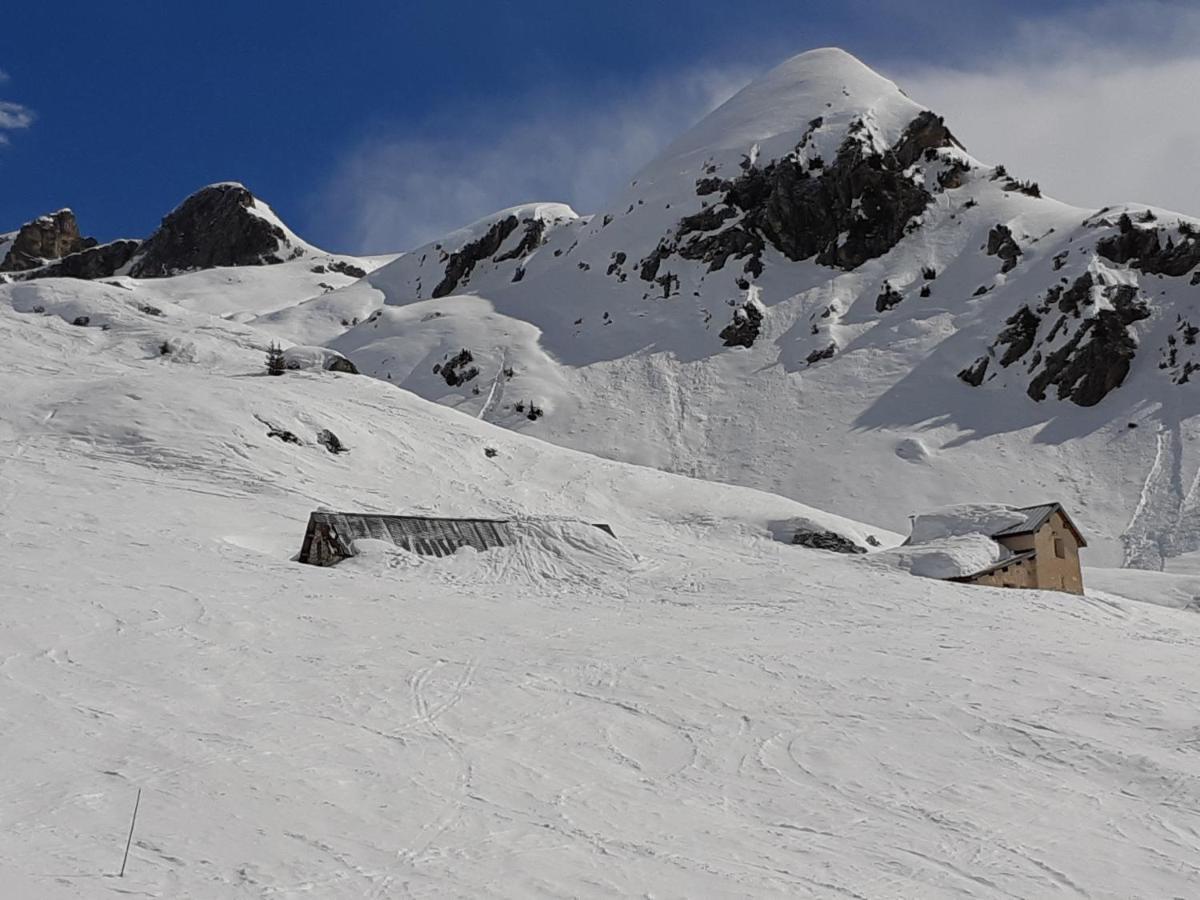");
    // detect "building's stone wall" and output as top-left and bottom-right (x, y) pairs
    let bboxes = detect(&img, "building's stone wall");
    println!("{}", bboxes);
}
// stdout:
(994, 511), (1085, 594)
(967, 556), (1039, 589)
